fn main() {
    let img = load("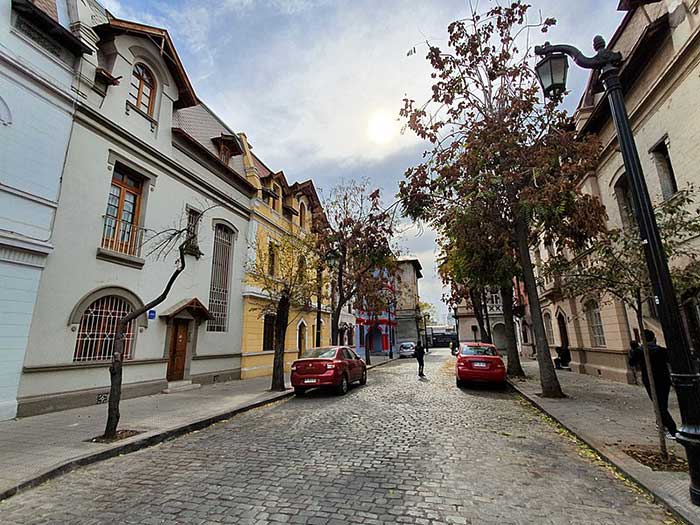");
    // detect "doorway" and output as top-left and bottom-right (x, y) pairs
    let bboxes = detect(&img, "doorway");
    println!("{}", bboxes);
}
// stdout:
(557, 313), (570, 349)
(167, 319), (189, 381)
(297, 322), (307, 356)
